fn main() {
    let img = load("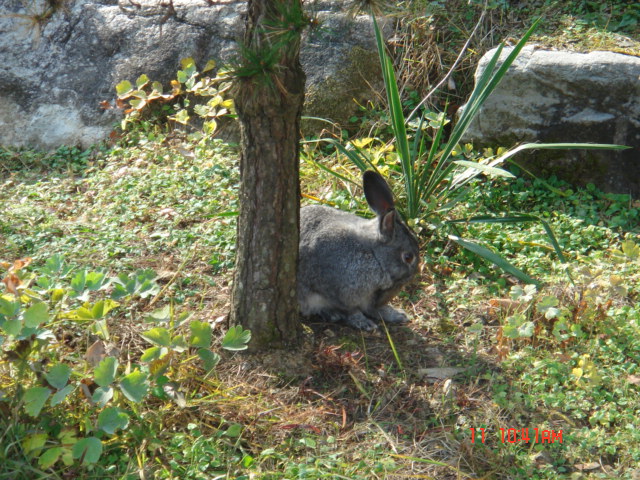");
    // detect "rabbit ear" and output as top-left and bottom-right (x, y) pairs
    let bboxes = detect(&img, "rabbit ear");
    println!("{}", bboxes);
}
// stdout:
(363, 170), (395, 216)
(380, 210), (396, 239)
